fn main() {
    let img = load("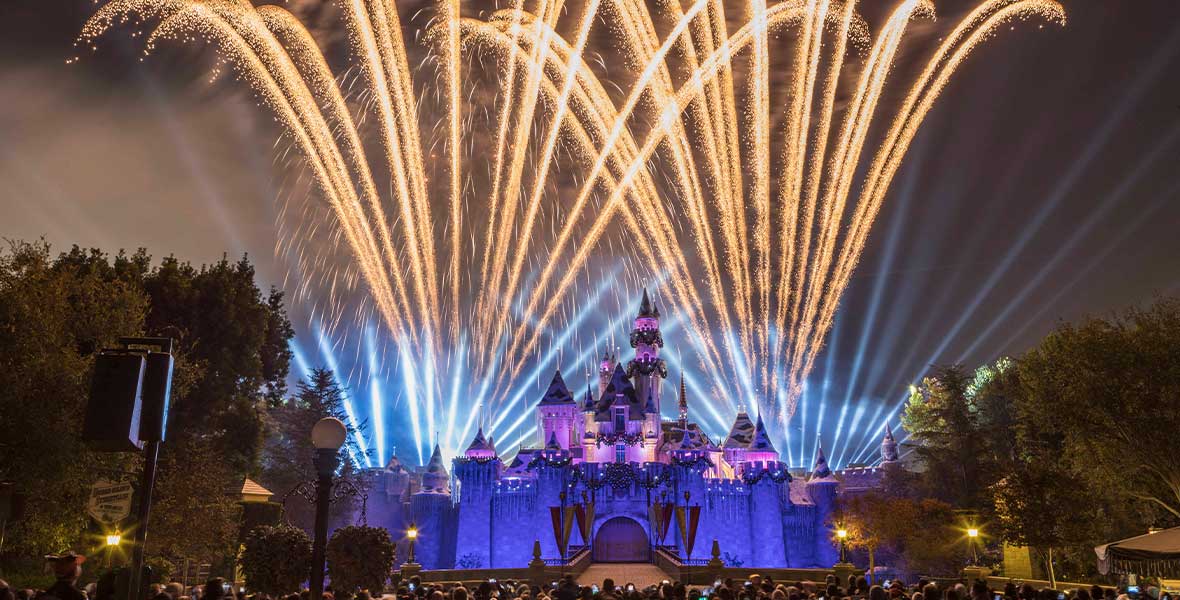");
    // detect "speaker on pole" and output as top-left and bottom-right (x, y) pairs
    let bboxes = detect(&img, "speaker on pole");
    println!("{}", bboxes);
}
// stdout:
(82, 350), (146, 452)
